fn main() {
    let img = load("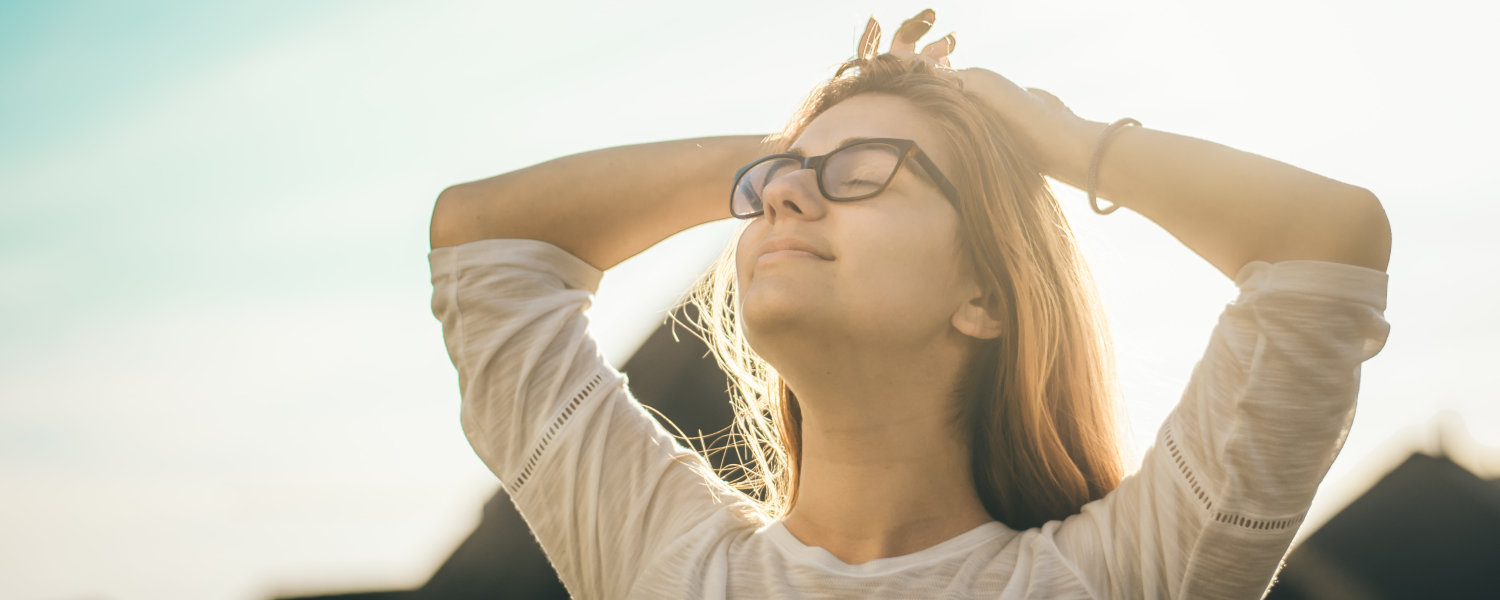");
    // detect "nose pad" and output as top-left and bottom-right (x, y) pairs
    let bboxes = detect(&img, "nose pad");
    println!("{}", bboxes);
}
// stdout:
(762, 170), (825, 221)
